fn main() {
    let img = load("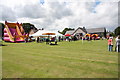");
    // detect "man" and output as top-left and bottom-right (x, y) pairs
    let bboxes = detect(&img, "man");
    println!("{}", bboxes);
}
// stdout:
(116, 35), (120, 52)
